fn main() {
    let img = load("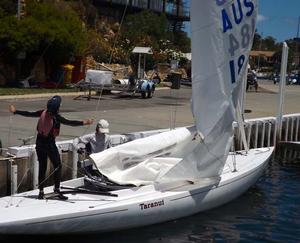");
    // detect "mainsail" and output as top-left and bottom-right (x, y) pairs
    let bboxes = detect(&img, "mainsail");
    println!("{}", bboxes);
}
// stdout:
(90, 0), (258, 186)
(172, 0), (258, 177)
